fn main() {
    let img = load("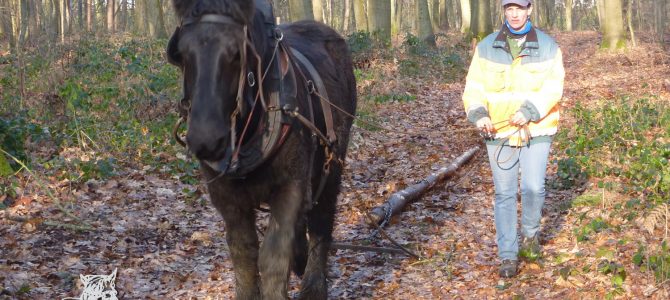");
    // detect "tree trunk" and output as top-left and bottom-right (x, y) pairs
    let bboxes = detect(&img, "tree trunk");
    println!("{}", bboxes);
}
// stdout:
(289, 0), (313, 21)
(343, 0), (351, 32)
(490, 0), (501, 27)
(602, 0), (625, 49)
(86, 0), (92, 31)
(353, 0), (367, 31)
(627, 0), (636, 47)
(391, 0), (399, 36)
(106, 0), (114, 33)
(368, 147), (480, 226)
(655, 0), (666, 43)
(417, 0), (435, 46)
(65, 0), (72, 33)
(596, 0), (605, 31)
(59, 0), (66, 42)
(459, 0), (471, 34)
(429, 0), (442, 31)
(450, 0), (460, 31)
(439, 0), (448, 30)
(0, 0), (13, 49)
(470, 0), (491, 40)
(368, 0), (392, 42)
(77, 0), (82, 29)
(565, 0), (573, 31)
(134, 0), (145, 35)
(312, 0), (323, 22)
(155, 0), (167, 38)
